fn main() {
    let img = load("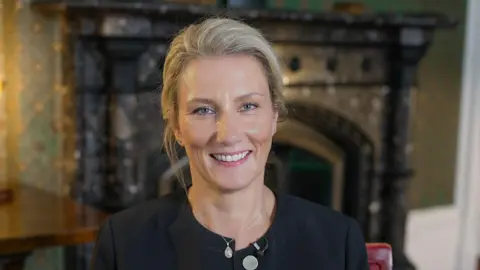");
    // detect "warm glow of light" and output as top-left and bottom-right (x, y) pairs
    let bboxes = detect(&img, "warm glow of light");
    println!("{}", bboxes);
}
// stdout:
(0, 63), (3, 95)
